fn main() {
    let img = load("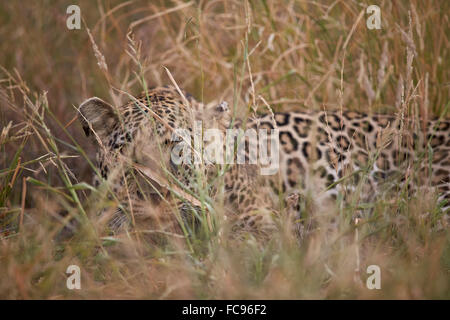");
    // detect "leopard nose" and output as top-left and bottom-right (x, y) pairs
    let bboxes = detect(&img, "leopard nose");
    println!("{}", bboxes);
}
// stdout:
(169, 156), (179, 171)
